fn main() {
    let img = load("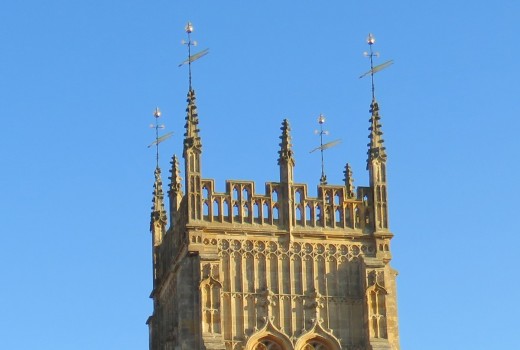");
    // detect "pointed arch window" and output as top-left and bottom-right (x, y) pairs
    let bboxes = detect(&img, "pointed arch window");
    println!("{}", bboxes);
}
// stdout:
(253, 201), (260, 222)
(334, 192), (340, 205)
(203, 201), (209, 219)
(243, 203), (250, 219)
(233, 204), (240, 220)
(242, 187), (250, 201)
(306, 204), (312, 226)
(296, 205), (303, 225)
(295, 189), (302, 204)
(345, 204), (352, 228)
(263, 202), (270, 223)
(272, 189), (278, 203)
(223, 200), (230, 222)
(253, 339), (283, 350)
(273, 205), (279, 223)
(315, 205), (322, 226)
(213, 200), (220, 219)
(302, 339), (331, 350)
(335, 209), (341, 226)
